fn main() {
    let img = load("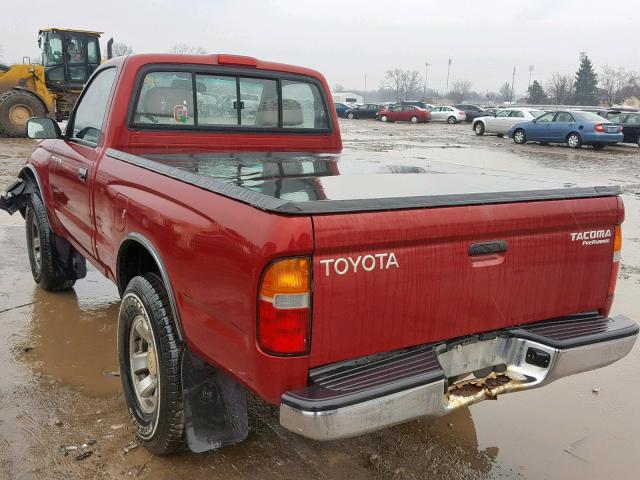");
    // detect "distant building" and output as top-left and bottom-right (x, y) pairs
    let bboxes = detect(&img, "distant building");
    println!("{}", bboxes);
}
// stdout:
(331, 92), (363, 103)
